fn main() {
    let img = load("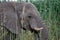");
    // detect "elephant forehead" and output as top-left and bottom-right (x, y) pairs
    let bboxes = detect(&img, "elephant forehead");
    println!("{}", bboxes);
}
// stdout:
(25, 3), (39, 14)
(21, 9), (38, 18)
(18, 2), (39, 16)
